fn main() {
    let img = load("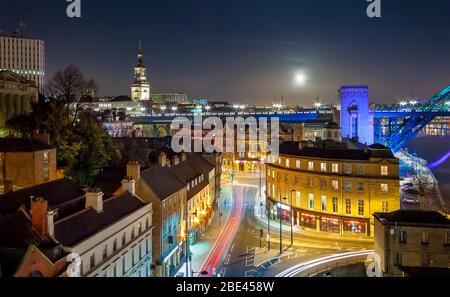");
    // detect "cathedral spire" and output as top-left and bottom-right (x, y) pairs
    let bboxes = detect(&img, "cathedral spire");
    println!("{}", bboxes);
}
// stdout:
(137, 40), (144, 67)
